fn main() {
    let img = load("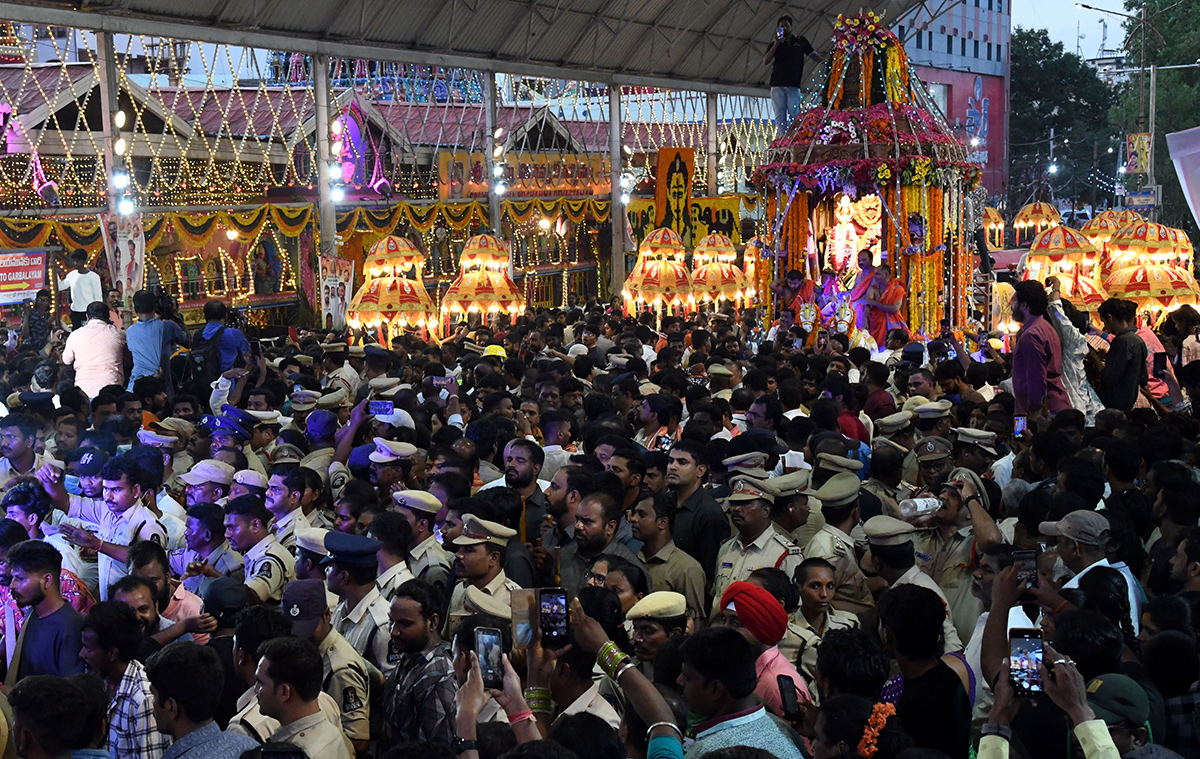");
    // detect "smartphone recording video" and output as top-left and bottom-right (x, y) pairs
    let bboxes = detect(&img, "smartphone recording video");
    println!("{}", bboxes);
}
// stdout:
(1009, 628), (1044, 696)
